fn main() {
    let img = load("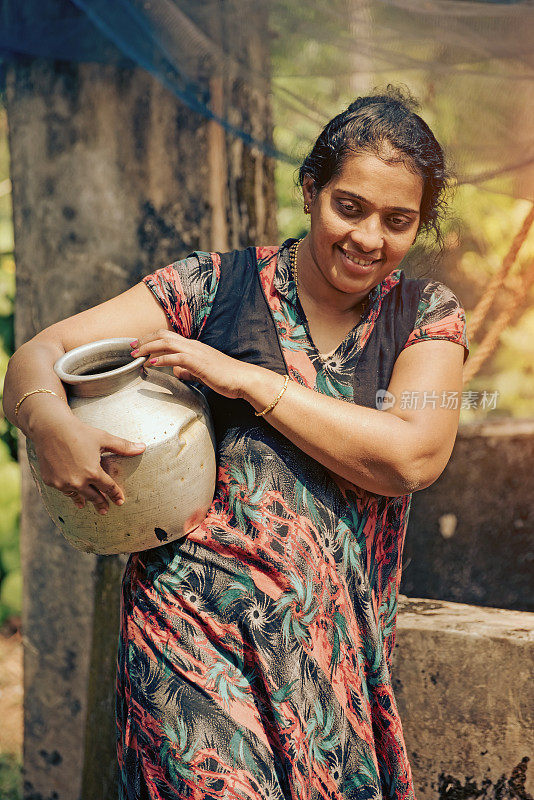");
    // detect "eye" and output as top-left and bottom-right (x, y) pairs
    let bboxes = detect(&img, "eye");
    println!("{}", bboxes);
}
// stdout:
(389, 216), (412, 229)
(338, 200), (361, 214)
